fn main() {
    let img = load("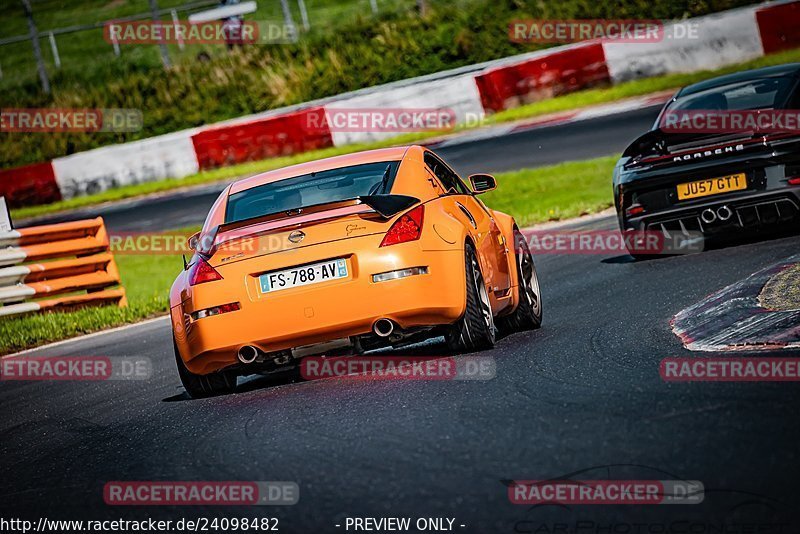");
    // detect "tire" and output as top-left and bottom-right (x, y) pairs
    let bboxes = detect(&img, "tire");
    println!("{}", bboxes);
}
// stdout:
(174, 341), (237, 398)
(623, 229), (656, 261)
(446, 244), (496, 352)
(499, 228), (542, 332)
